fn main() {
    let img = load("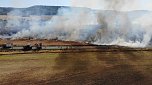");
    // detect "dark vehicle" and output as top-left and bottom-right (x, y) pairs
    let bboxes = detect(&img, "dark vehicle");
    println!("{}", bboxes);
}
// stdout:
(1, 43), (13, 49)
(23, 45), (32, 51)
(34, 43), (42, 51)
